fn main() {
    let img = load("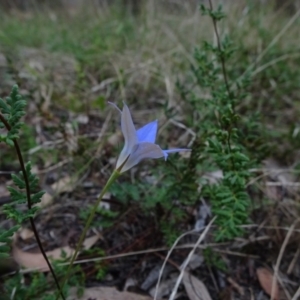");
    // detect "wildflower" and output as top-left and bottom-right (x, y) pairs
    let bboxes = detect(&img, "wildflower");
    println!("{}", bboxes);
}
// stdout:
(110, 102), (190, 173)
